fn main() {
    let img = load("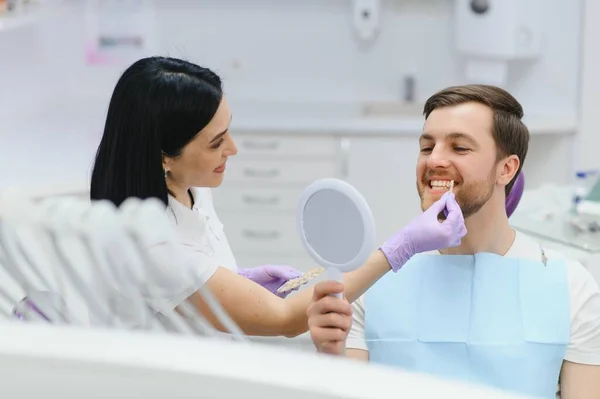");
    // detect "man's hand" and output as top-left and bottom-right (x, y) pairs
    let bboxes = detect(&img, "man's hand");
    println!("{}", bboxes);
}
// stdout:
(307, 281), (353, 355)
